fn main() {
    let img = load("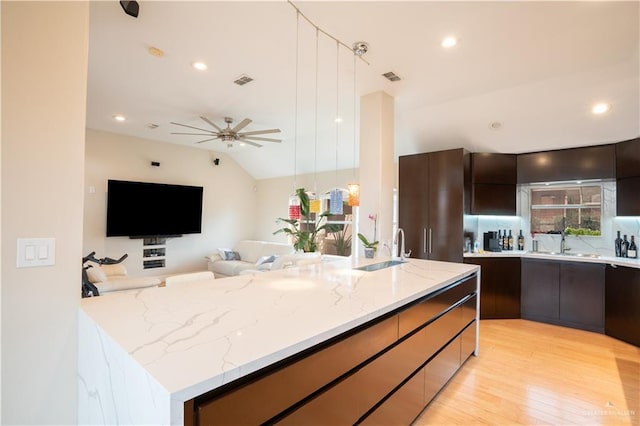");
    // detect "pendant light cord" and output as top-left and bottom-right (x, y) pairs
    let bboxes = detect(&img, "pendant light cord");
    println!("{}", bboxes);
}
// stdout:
(335, 40), (340, 187)
(292, 10), (300, 192)
(313, 28), (319, 196)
